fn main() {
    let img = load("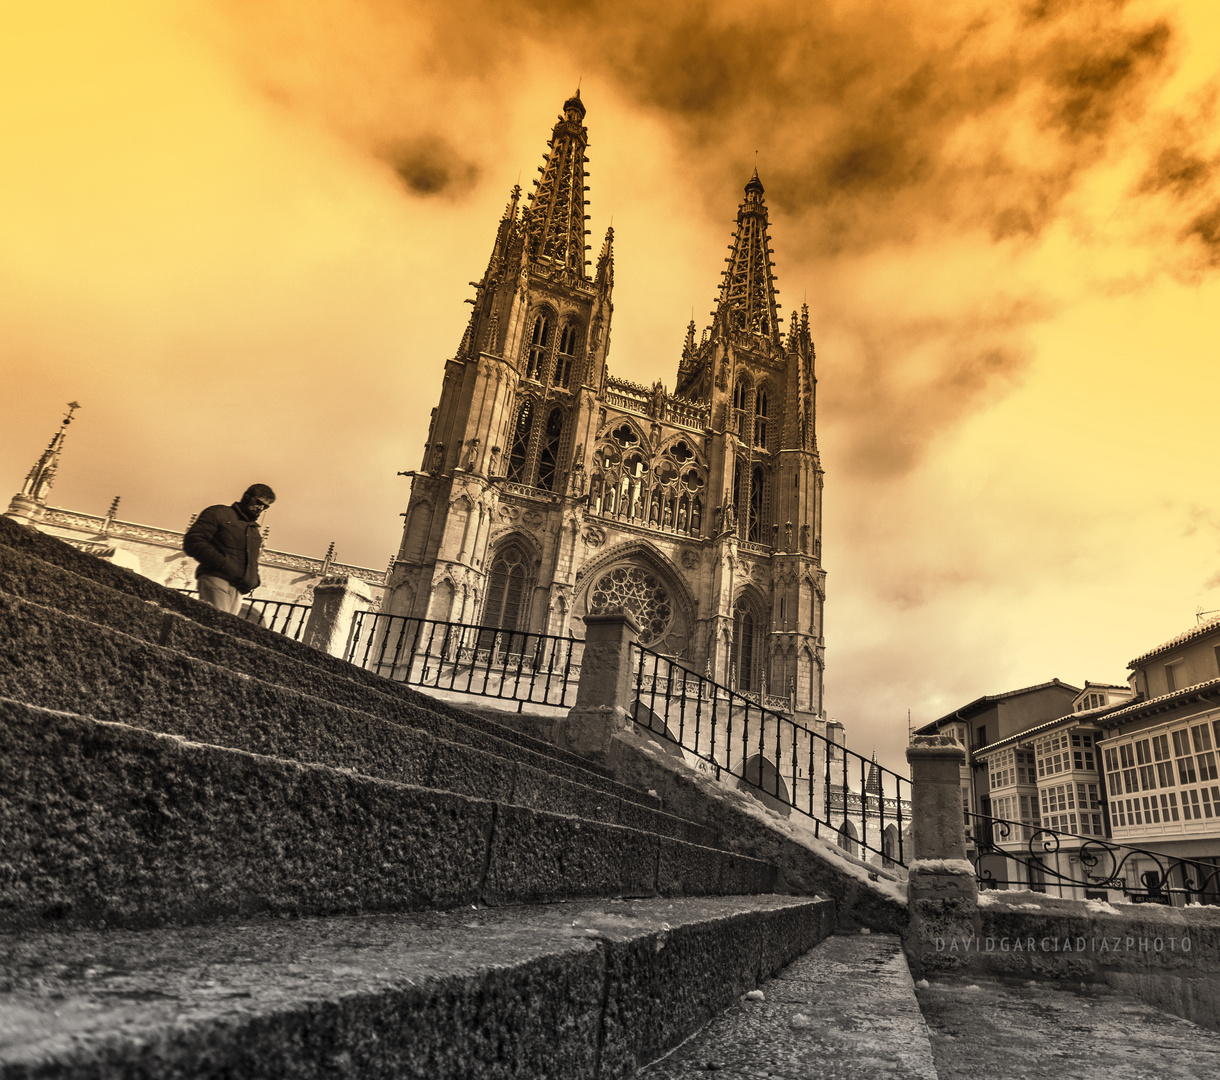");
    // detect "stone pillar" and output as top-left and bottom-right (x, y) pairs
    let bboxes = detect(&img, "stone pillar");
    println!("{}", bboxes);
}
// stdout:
(905, 735), (979, 977)
(552, 611), (638, 768)
(302, 575), (372, 658)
